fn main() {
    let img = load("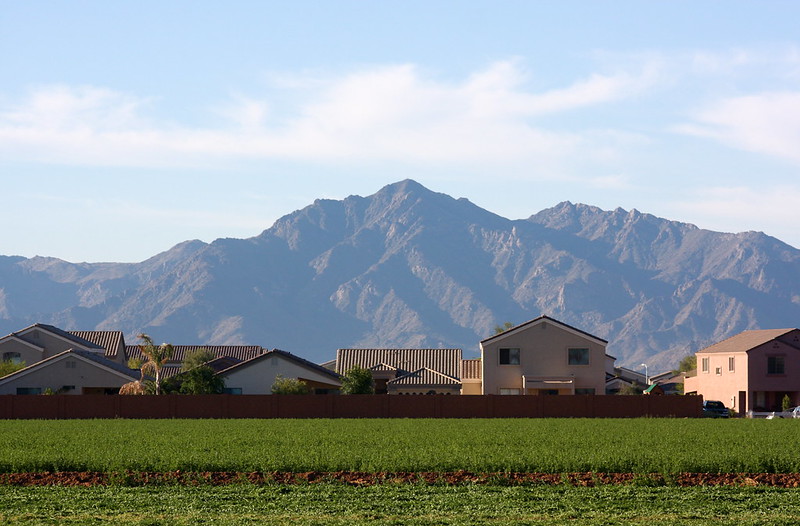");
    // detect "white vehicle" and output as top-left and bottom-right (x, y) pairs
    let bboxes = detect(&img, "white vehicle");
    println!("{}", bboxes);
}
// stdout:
(792, 406), (800, 419)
